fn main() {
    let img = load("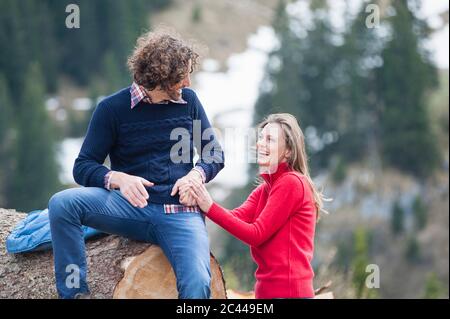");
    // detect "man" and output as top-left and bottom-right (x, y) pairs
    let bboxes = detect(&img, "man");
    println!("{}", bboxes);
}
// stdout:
(48, 31), (224, 299)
